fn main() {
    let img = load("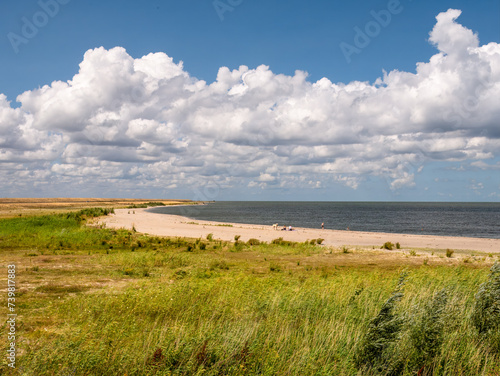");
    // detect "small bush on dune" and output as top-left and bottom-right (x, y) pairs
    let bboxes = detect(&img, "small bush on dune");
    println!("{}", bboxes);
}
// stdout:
(272, 237), (284, 245)
(382, 242), (394, 250)
(316, 238), (324, 245)
(446, 249), (454, 258)
(247, 238), (261, 246)
(271, 237), (296, 247)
